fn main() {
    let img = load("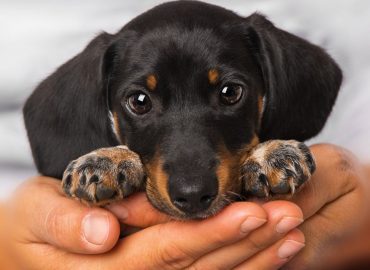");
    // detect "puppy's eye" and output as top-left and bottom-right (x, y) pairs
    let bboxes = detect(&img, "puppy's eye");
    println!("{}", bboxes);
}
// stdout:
(219, 85), (243, 105)
(127, 92), (152, 115)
